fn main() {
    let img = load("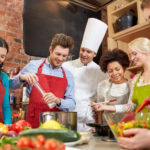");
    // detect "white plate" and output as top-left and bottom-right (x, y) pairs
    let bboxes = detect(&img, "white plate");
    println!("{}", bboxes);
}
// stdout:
(66, 147), (81, 150)
(65, 139), (82, 147)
